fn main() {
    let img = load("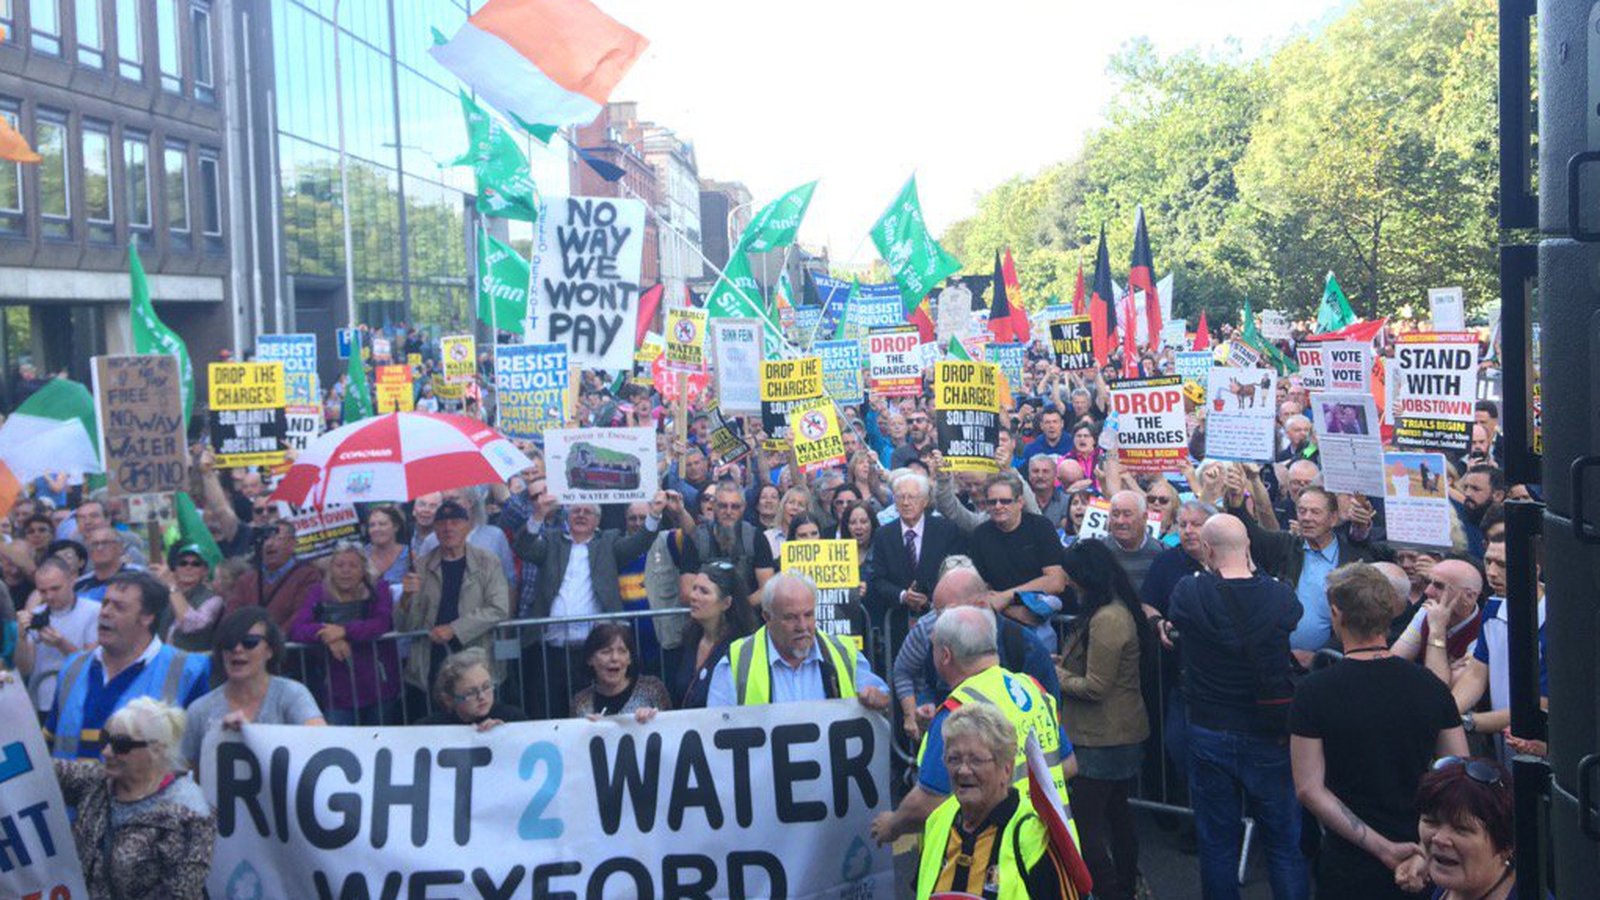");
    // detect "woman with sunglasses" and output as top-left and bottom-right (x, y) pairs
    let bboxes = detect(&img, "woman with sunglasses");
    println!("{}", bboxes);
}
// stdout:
(1144, 478), (1182, 548)
(149, 544), (225, 653)
(672, 561), (758, 709)
(182, 608), (325, 771)
(51, 696), (215, 899)
(416, 647), (524, 729)
(287, 542), (402, 725)
(1395, 757), (1526, 899)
